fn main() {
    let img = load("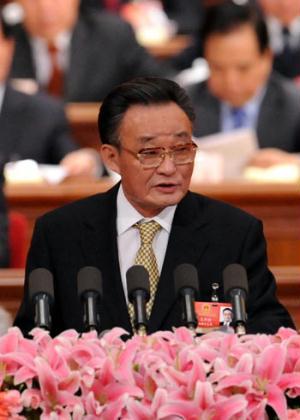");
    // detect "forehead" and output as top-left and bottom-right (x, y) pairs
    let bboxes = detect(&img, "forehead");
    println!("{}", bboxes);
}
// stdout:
(19, 0), (79, 11)
(119, 102), (193, 143)
(205, 24), (262, 63)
